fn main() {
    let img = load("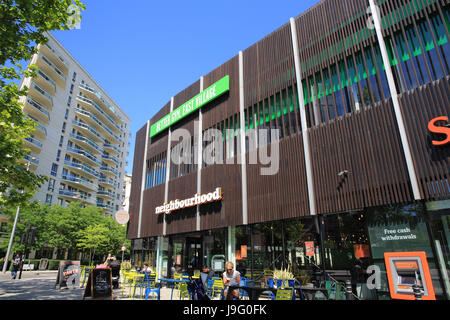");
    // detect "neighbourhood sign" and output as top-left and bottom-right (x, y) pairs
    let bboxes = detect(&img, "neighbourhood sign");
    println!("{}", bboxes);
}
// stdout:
(150, 75), (230, 138)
